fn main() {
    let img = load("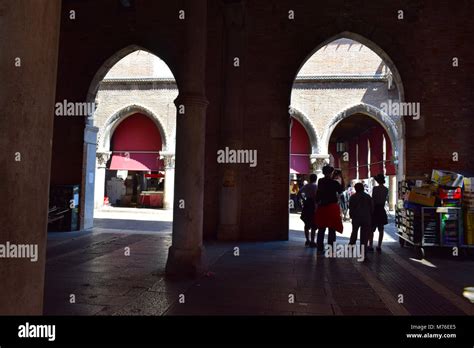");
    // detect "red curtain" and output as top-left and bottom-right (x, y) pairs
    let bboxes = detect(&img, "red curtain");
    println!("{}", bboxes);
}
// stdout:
(112, 113), (162, 151)
(383, 128), (396, 175)
(290, 117), (311, 173)
(110, 113), (163, 171)
(369, 126), (384, 176)
(348, 138), (357, 180)
(291, 118), (310, 154)
(358, 134), (368, 179)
